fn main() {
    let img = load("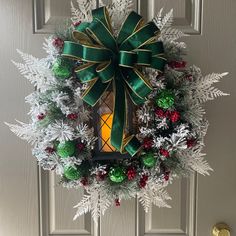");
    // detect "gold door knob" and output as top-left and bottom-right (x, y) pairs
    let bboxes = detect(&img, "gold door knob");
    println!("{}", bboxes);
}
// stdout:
(212, 223), (230, 236)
